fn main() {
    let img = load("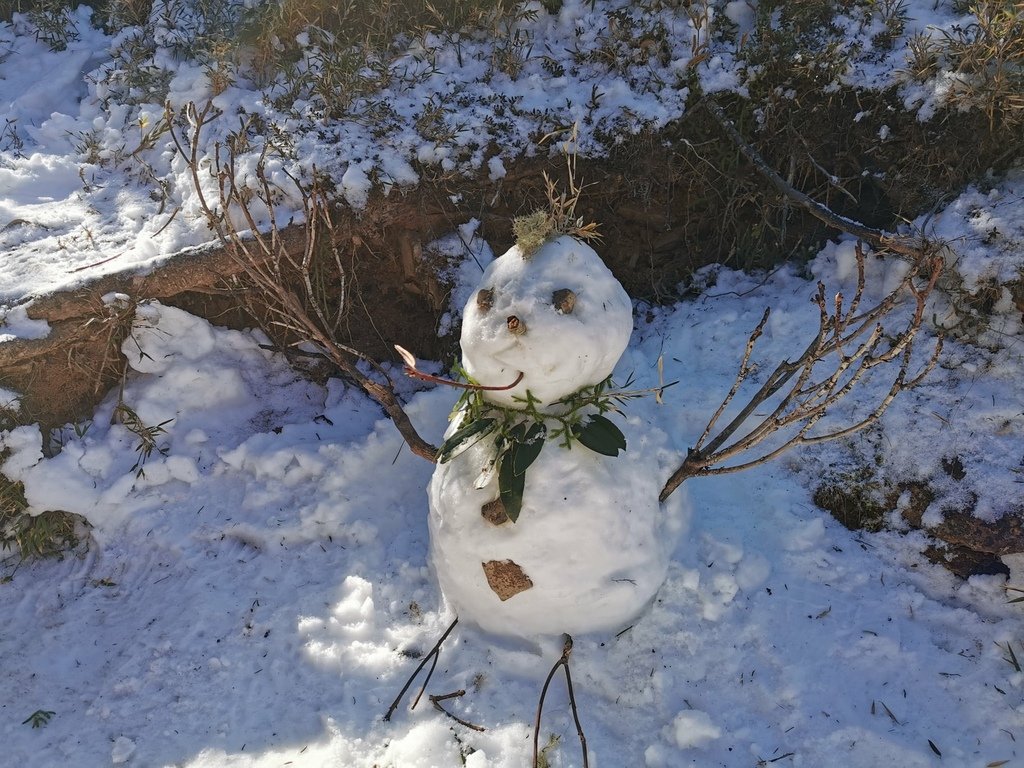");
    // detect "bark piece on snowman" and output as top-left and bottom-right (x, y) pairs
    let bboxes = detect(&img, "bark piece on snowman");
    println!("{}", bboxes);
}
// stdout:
(429, 234), (677, 640)
(482, 559), (534, 601)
